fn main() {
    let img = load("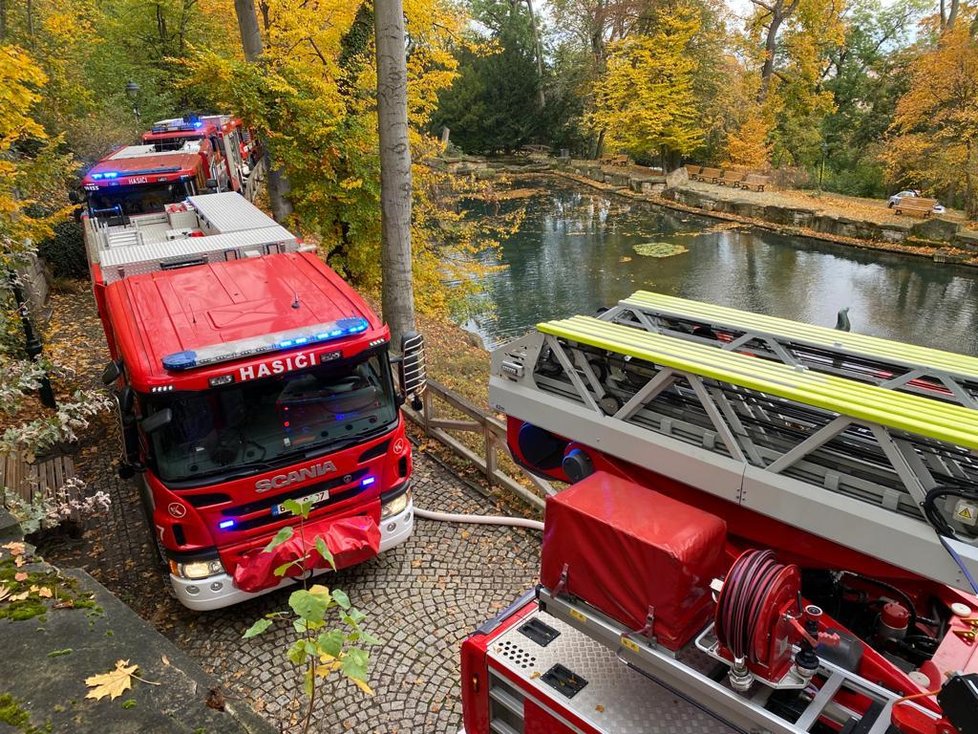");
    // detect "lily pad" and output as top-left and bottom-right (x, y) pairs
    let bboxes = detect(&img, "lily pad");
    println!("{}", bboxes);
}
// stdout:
(632, 242), (689, 258)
